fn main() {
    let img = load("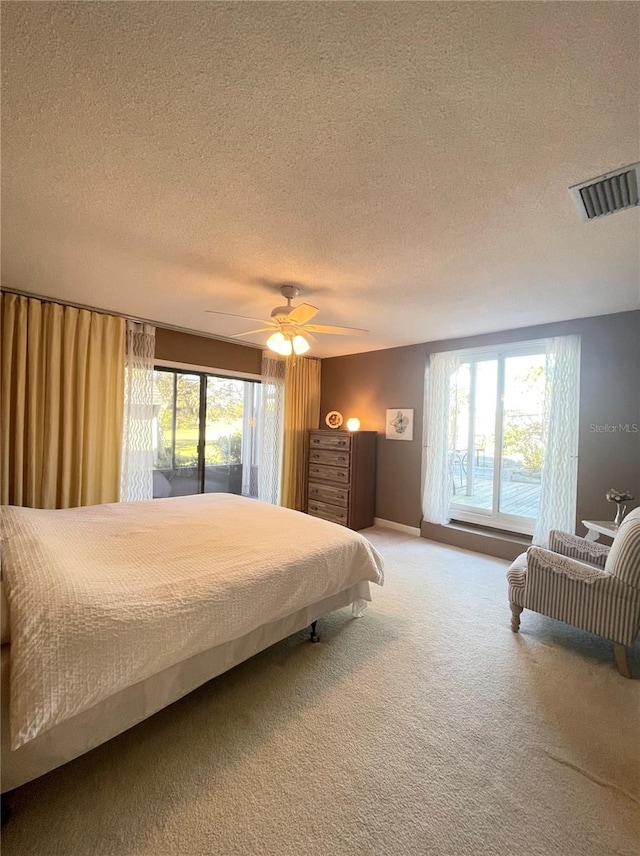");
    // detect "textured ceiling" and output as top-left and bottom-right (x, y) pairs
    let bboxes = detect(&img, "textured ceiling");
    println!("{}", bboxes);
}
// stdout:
(2, 2), (639, 357)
